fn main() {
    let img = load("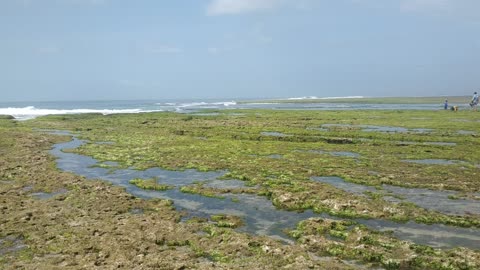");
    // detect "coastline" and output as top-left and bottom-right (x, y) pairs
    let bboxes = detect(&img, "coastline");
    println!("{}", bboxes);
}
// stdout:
(0, 96), (475, 121)
(238, 96), (471, 104)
